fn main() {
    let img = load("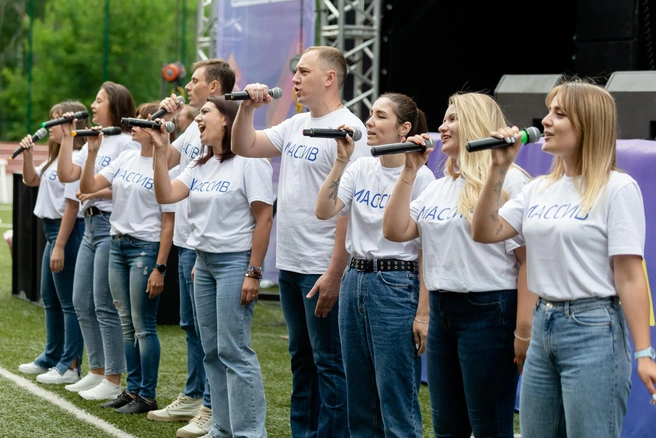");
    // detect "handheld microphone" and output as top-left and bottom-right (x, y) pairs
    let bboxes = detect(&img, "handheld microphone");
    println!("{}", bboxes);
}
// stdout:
(150, 95), (186, 120)
(121, 118), (176, 133)
(466, 126), (542, 153)
(370, 138), (435, 157)
(302, 128), (363, 142)
(71, 126), (122, 137)
(10, 128), (48, 160)
(41, 111), (89, 128)
(225, 87), (283, 101)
